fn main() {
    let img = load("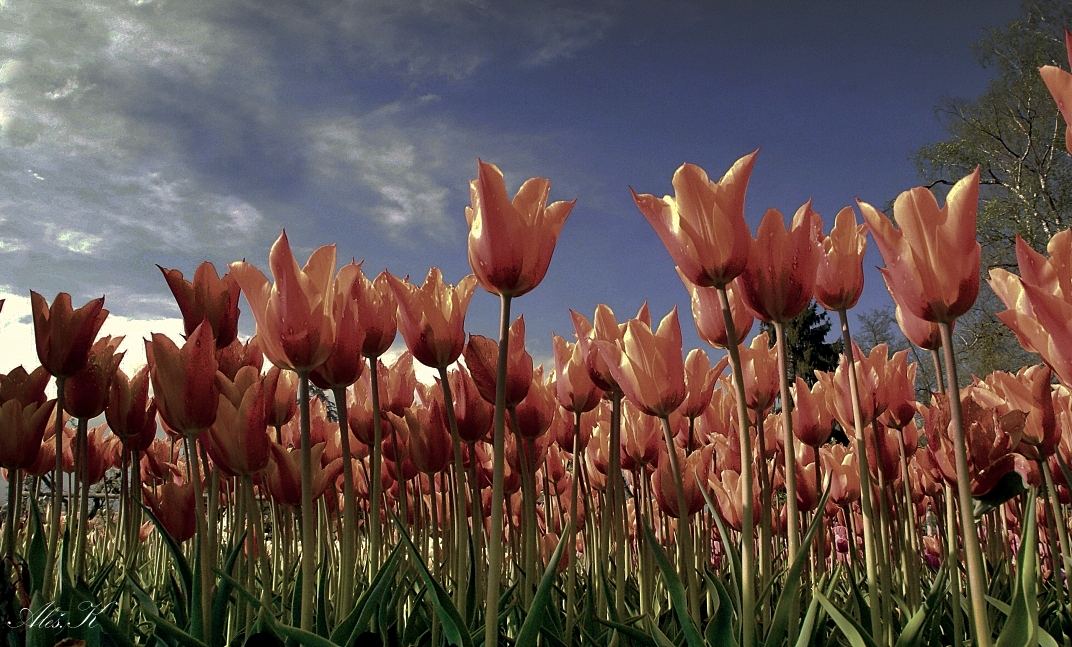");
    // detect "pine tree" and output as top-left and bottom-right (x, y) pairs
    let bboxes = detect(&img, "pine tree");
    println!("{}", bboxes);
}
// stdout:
(759, 302), (842, 386)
